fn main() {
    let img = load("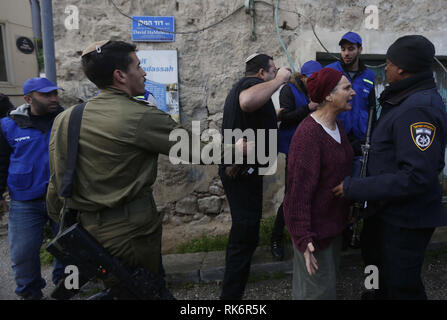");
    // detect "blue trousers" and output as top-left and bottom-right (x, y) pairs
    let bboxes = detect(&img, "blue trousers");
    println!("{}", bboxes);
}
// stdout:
(8, 199), (65, 297)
